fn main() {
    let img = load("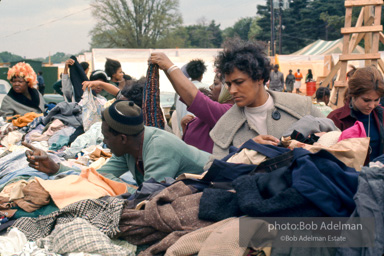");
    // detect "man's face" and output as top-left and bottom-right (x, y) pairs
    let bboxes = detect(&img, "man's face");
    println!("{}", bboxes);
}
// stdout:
(101, 121), (124, 157)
